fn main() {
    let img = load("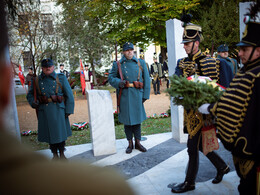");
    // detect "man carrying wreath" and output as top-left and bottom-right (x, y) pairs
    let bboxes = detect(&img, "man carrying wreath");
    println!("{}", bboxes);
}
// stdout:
(199, 2), (260, 194)
(170, 14), (231, 193)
